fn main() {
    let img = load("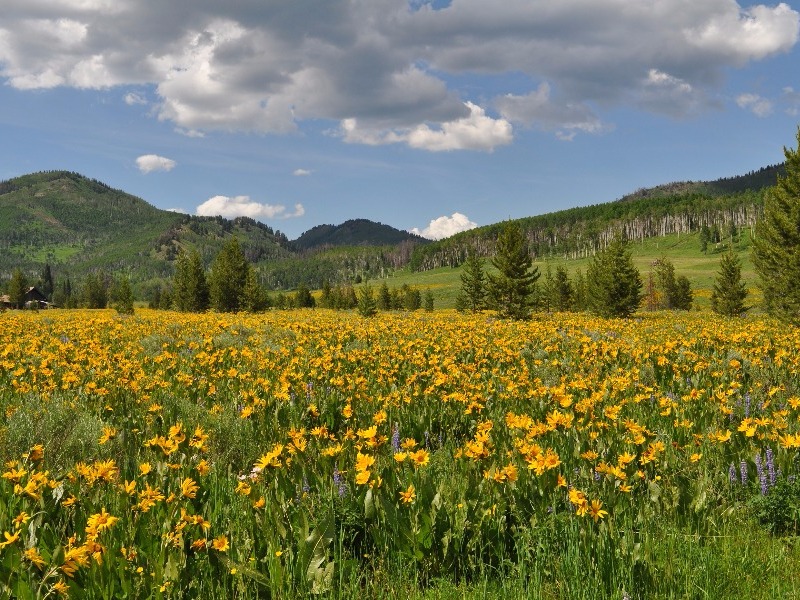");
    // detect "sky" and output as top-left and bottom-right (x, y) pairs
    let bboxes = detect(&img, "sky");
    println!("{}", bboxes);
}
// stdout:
(1, 1), (800, 241)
